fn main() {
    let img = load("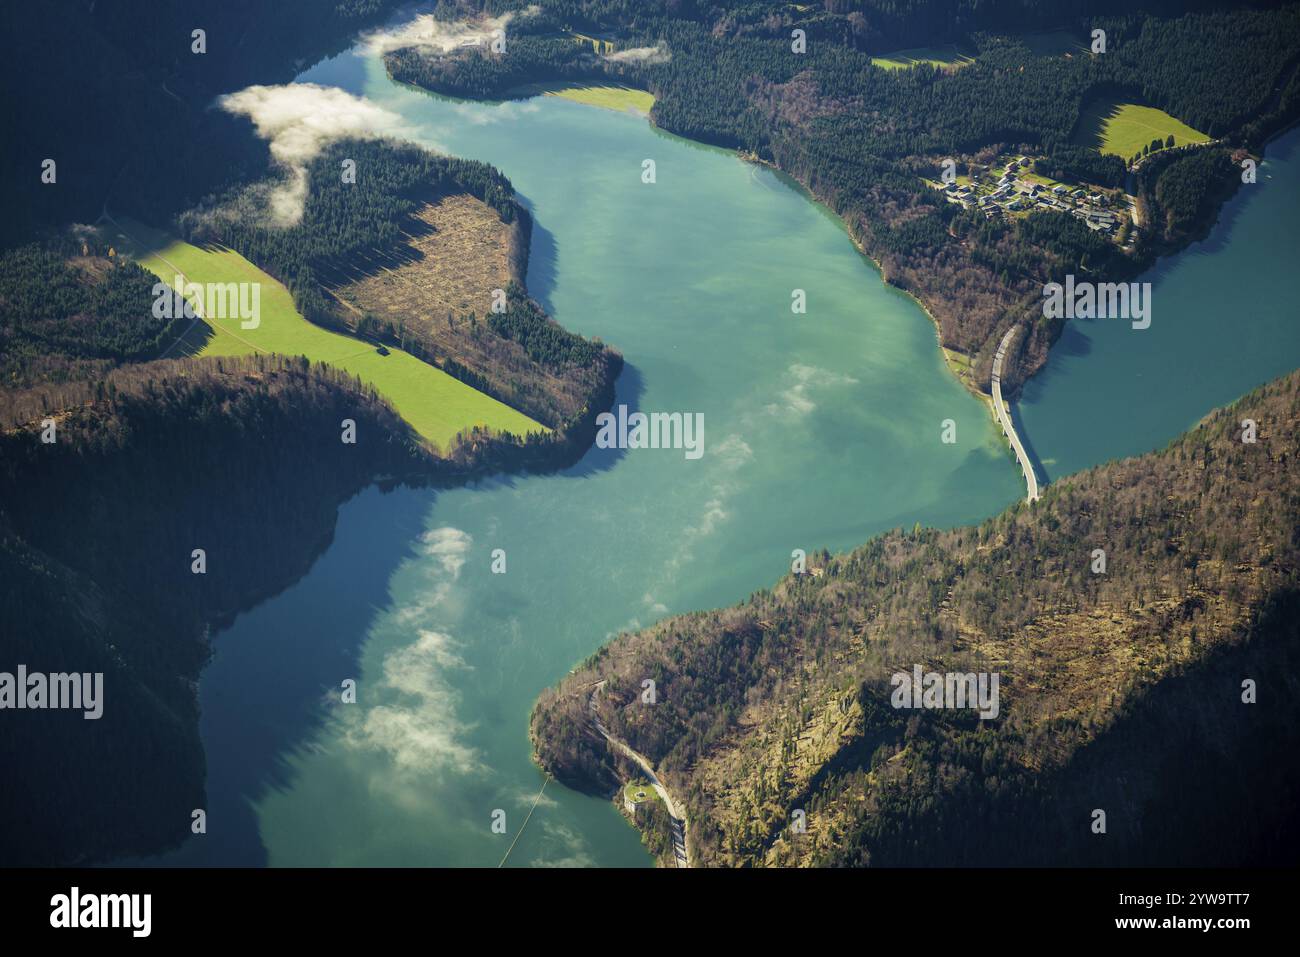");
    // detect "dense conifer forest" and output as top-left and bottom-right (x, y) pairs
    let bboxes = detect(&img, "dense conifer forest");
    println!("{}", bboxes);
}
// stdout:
(178, 140), (522, 329)
(0, 0), (406, 246)
(0, 241), (187, 388)
(175, 138), (616, 429)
